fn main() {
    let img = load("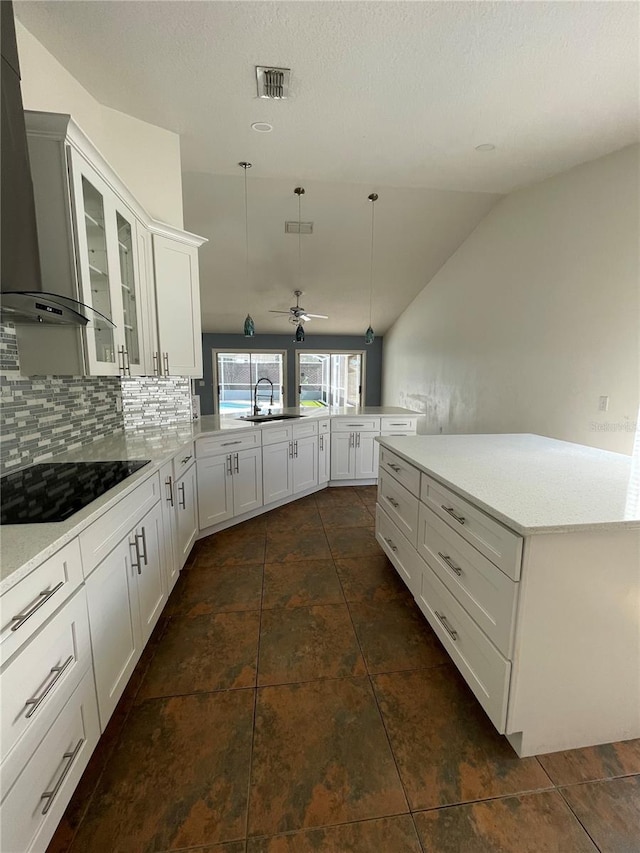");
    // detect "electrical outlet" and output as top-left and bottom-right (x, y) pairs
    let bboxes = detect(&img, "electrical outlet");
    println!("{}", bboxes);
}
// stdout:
(598, 395), (609, 412)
